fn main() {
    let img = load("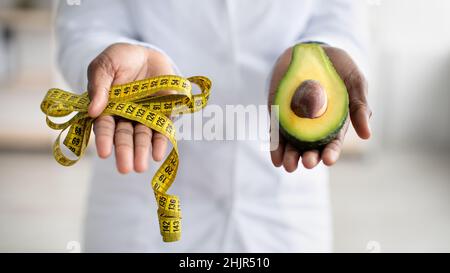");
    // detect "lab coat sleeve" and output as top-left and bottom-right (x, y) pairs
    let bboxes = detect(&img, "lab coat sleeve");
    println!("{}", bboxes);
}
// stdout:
(297, 0), (369, 74)
(56, 0), (178, 92)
